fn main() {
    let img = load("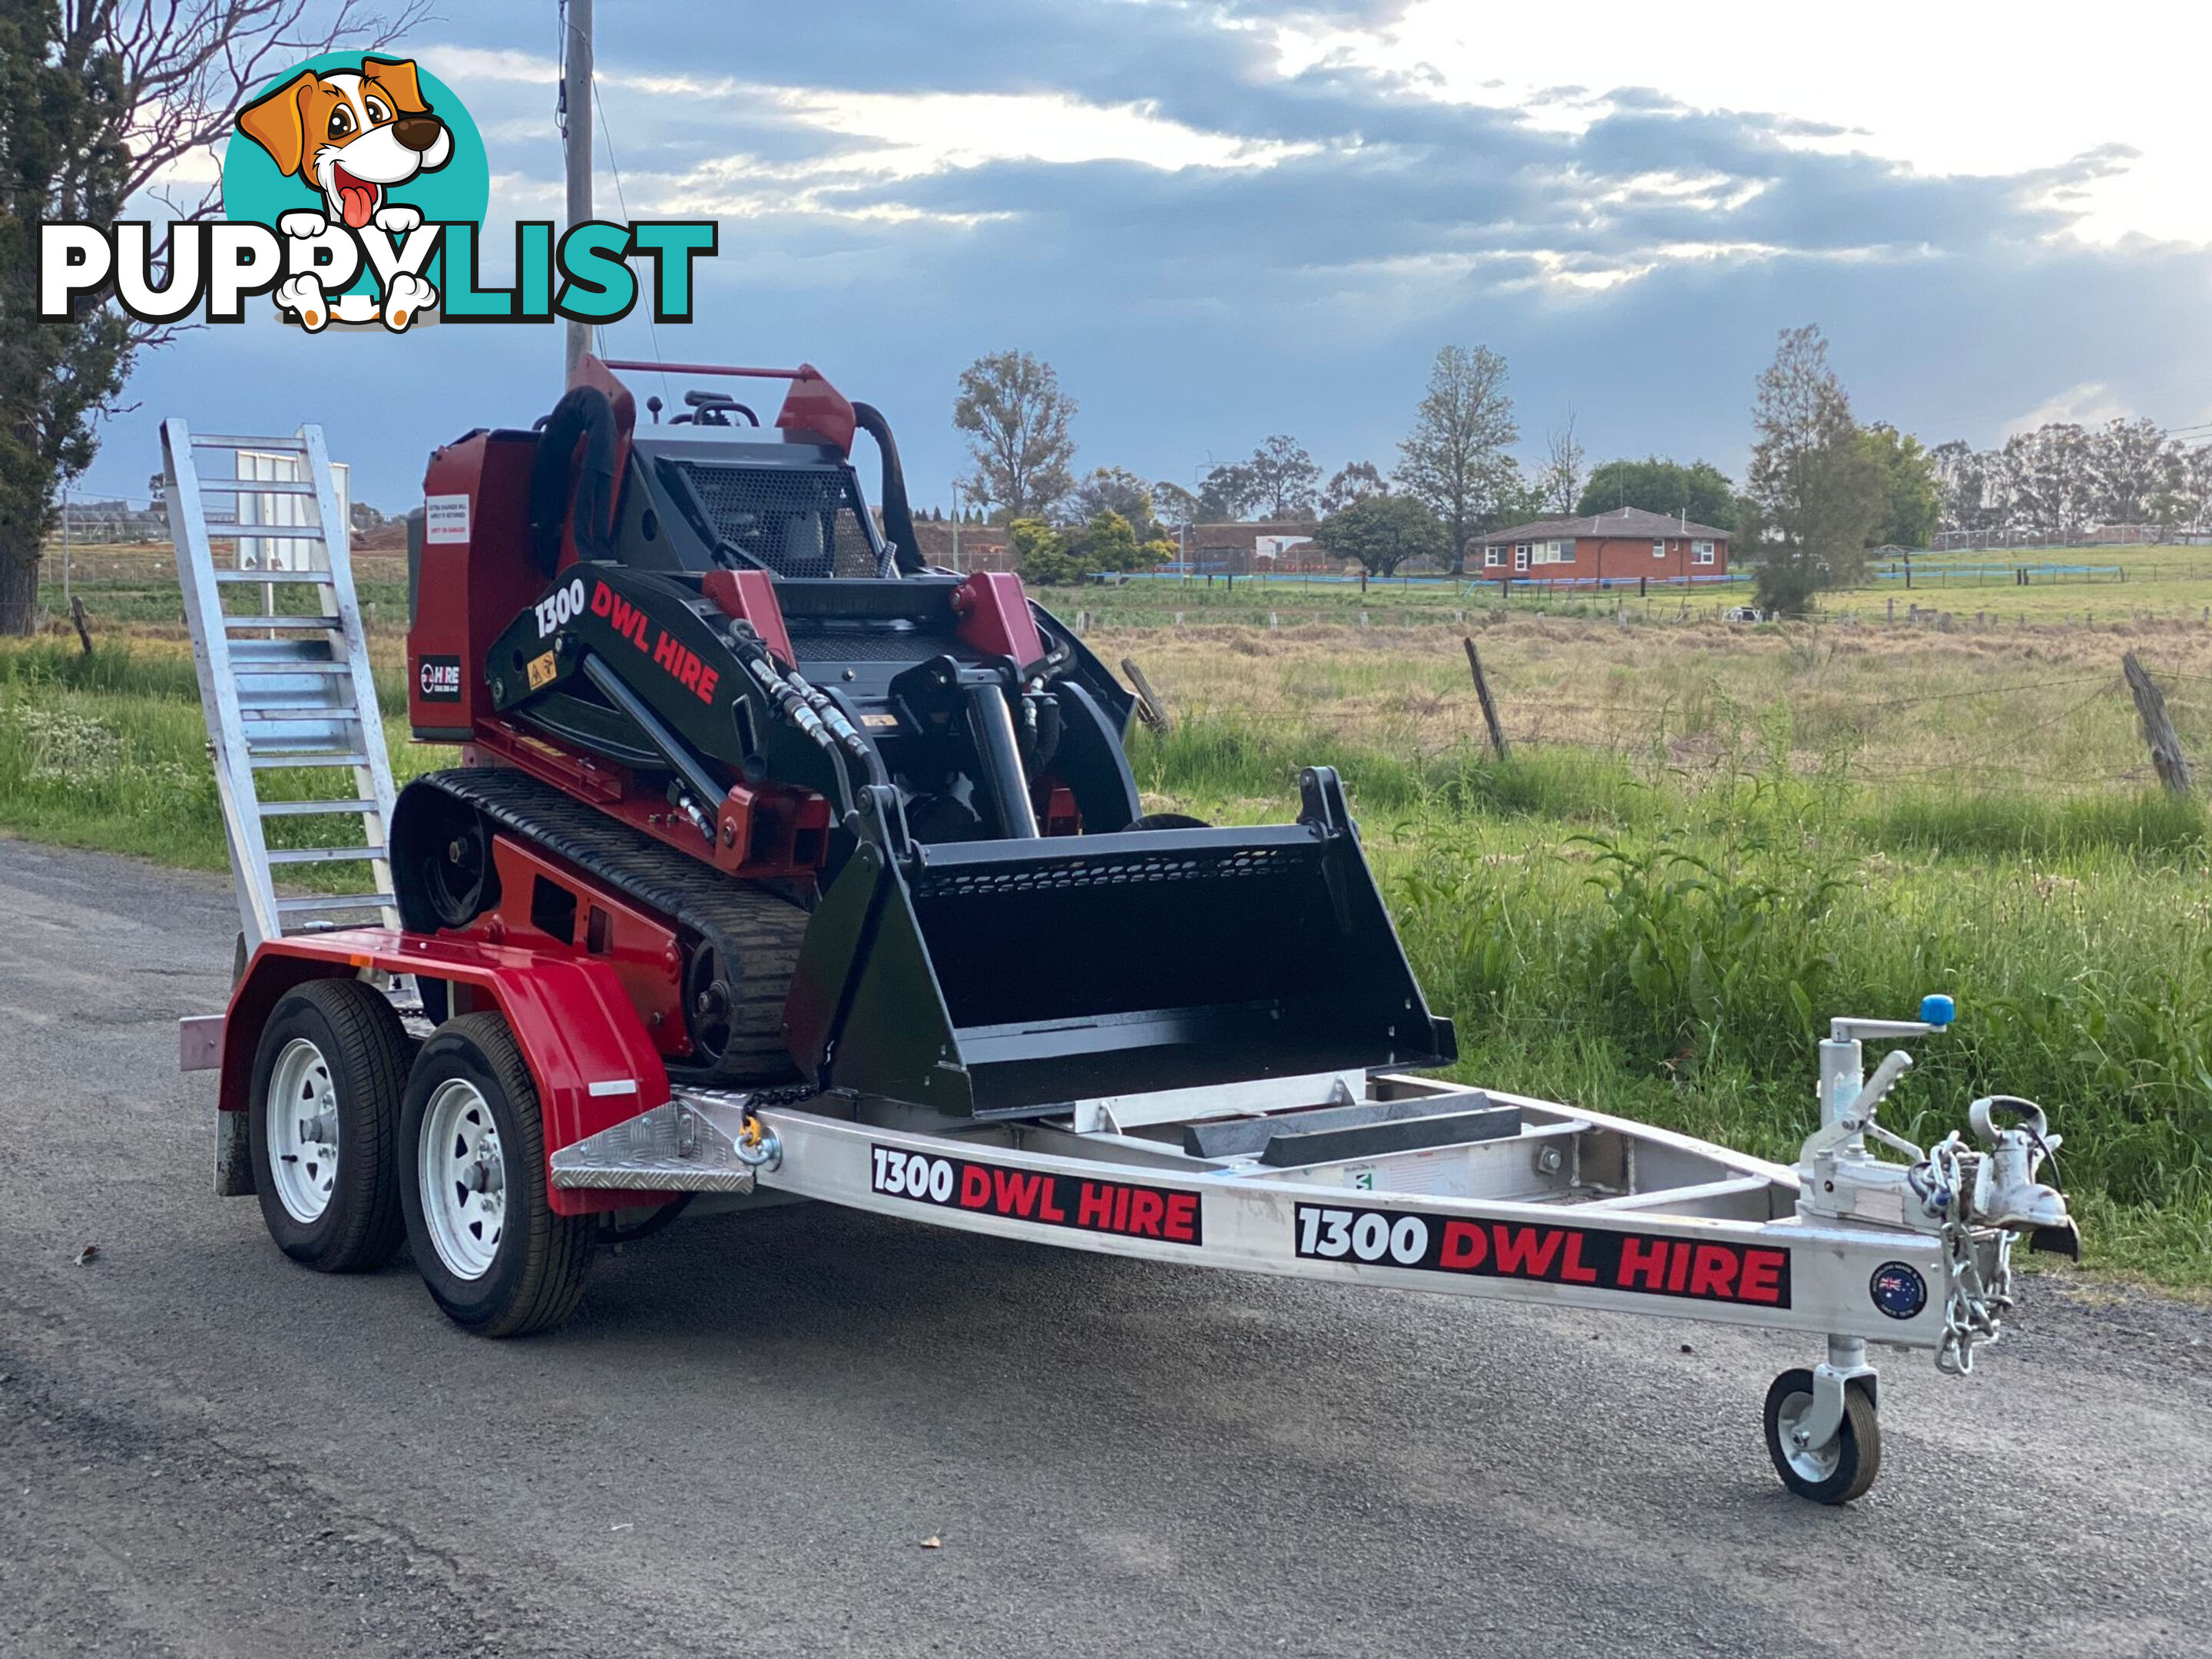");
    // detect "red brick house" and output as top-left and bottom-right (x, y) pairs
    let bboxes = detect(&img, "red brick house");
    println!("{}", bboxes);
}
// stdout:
(1472, 506), (1730, 587)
